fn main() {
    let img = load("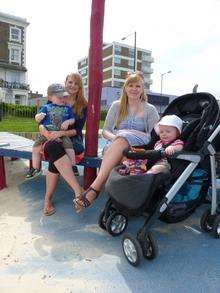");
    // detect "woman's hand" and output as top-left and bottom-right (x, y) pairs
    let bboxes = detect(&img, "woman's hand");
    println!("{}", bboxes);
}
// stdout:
(61, 121), (70, 130)
(102, 129), (117, 141)
(42, 130), (62, 141)
(48, 131), (62, 140)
